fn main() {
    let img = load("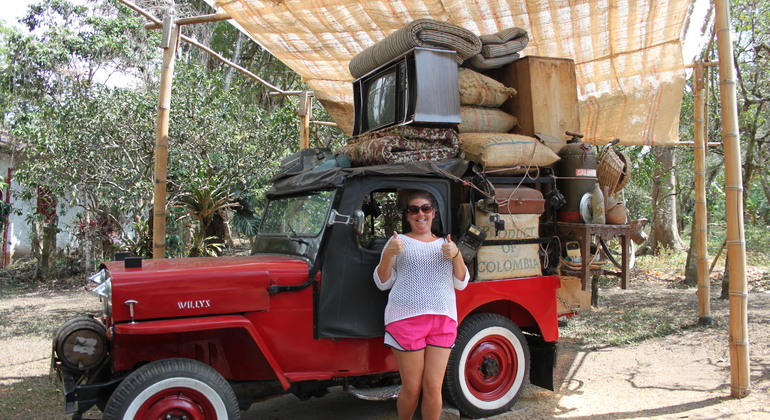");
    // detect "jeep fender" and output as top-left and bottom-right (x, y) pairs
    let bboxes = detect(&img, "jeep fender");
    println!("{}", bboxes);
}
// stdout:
(114, 315), (290, 390)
